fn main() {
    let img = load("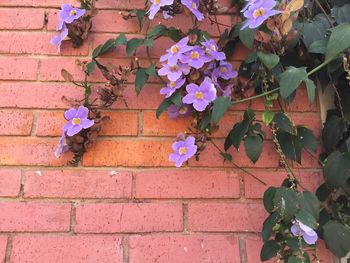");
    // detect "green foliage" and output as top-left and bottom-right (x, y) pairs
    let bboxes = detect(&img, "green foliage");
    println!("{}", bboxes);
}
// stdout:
(325, 23), (350, 61)
(211, 96), (232, 124)
(257, 52), (280, 70)
(323, 221), (350, 258)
